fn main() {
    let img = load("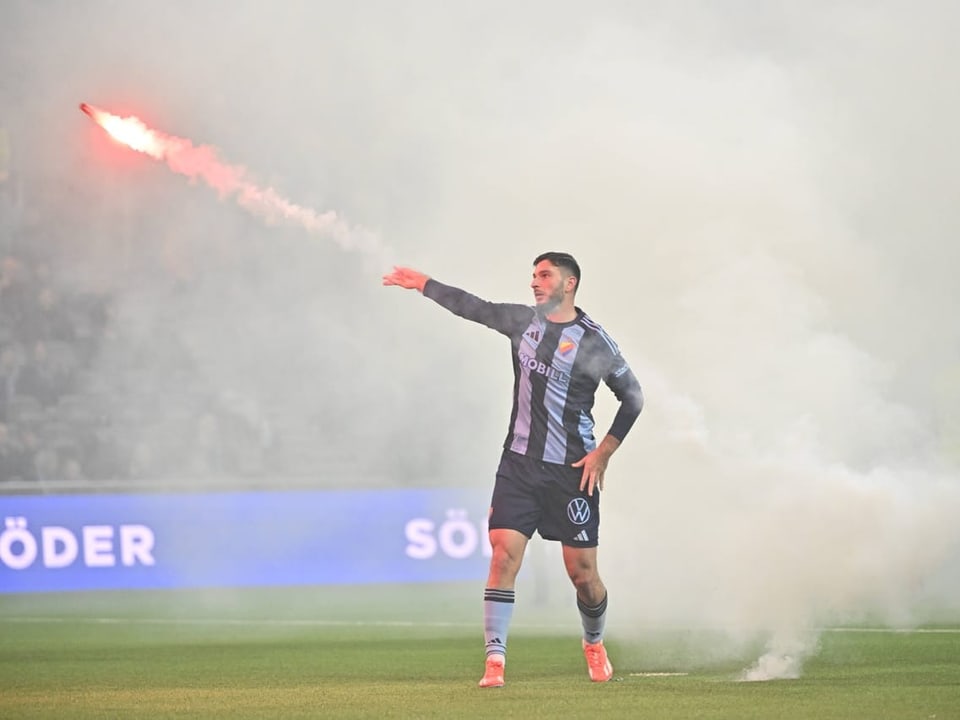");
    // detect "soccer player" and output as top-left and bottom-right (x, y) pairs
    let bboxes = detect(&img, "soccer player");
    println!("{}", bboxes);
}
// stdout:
(382, 252), (643, 687)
